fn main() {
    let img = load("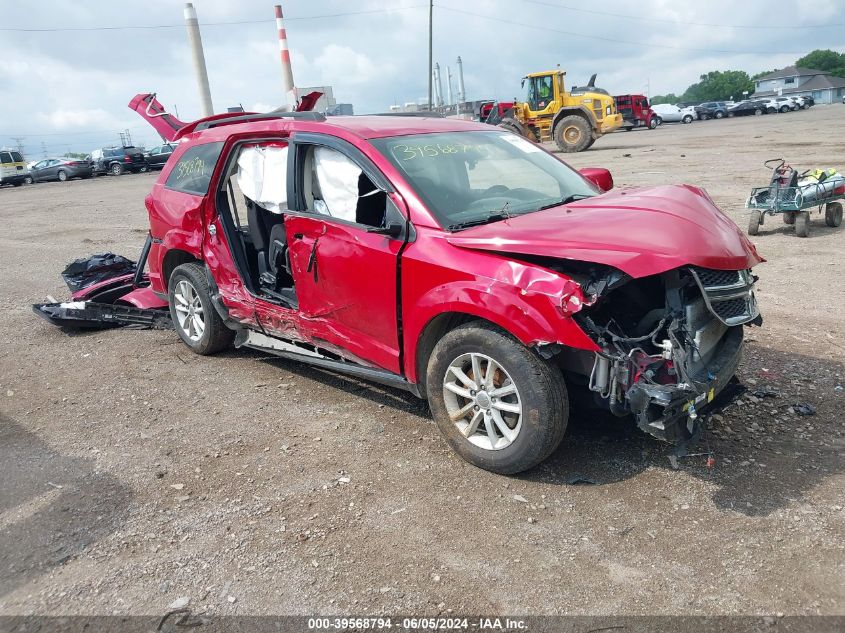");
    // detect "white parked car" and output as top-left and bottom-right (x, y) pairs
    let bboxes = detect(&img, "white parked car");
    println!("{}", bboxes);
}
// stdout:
(651, 103), (696, 124)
